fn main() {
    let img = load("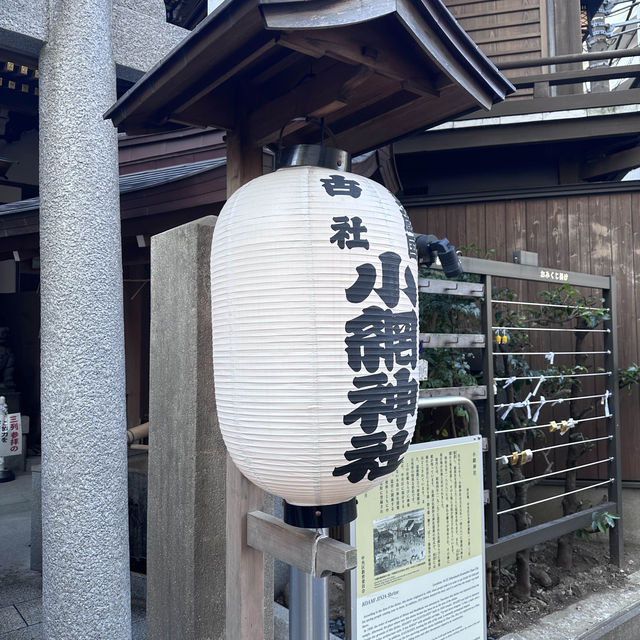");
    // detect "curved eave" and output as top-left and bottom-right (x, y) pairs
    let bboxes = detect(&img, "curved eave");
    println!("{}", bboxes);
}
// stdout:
(104, 0), (258, 130)
(396, 0), (513, 110)
(105, 0), (514, 152)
